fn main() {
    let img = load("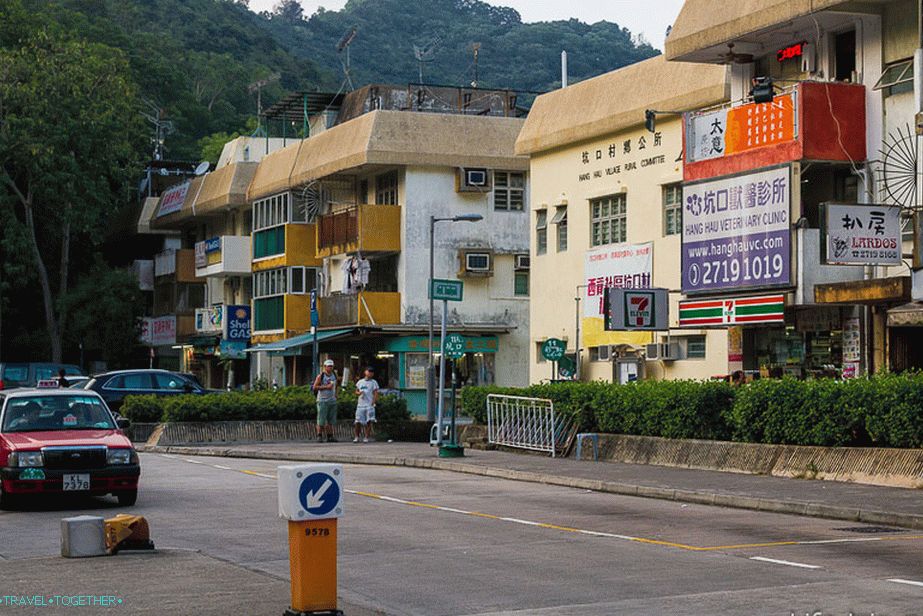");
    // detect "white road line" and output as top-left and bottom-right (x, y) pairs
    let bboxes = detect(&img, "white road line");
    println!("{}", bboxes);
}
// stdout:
(749, 556), (821, 570)
(183, 459), (205, 465)
(888, 578), (923, 588)
(212, 465), (232, 470)
(799, 537), (883, 545)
